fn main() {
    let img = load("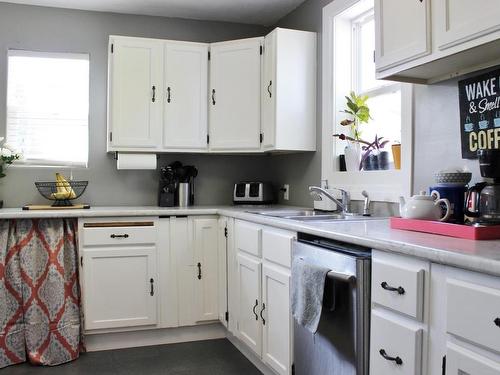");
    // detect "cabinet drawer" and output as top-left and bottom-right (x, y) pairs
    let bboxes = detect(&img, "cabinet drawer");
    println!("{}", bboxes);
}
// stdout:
(235, 220), (262, 257)
(82, 221), (157, 247)
(370, 311), (423, 375)
(372, 253), (426, 320)
(447, 342), (500, 375)
(262, 228), (294, 268)
(447, 278), (500, 354)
